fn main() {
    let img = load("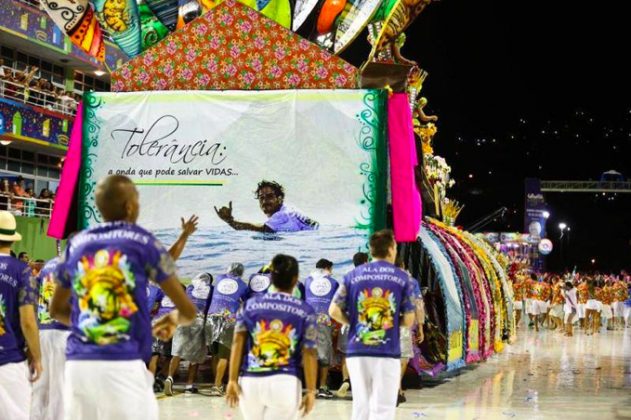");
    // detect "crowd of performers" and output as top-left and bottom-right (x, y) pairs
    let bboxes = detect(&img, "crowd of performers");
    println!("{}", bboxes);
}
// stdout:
(511, 270), (631, 336)
(0, 174), (426, 420)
